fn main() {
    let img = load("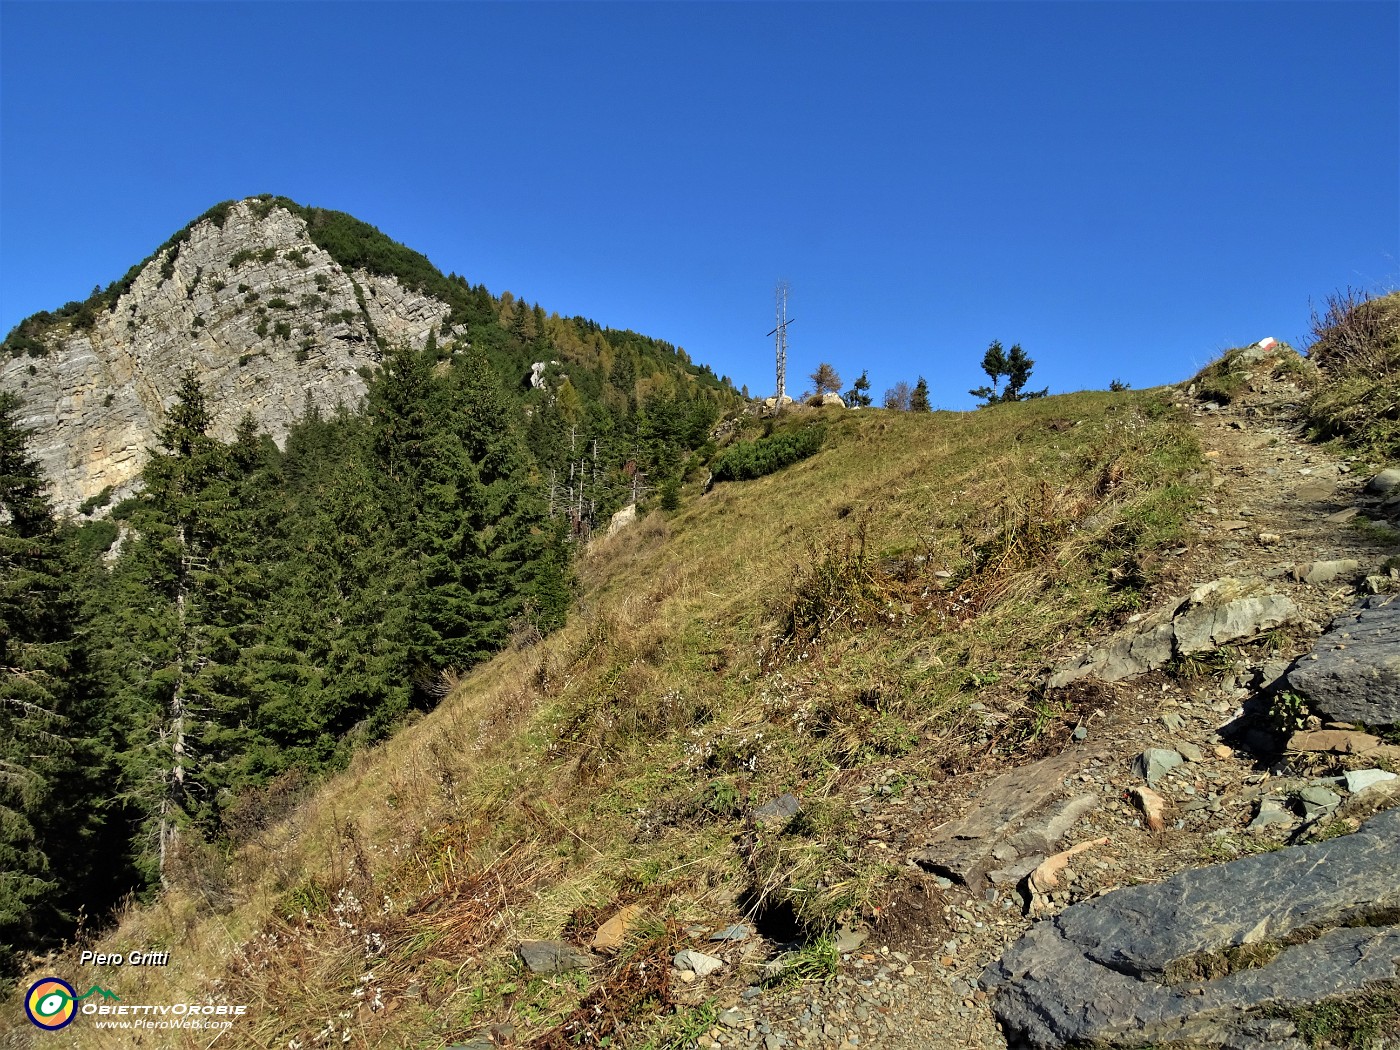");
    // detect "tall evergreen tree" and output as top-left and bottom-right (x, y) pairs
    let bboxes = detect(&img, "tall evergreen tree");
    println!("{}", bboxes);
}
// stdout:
(96, 370), (244, 877)
(0, 394), (104, 973)
(971, 341), (1046, 405)
(910, 377), (932, 412)
(455, 349), (570, 638)
(970, 341), (1009, 404)
(1002, 344), (1048, 402)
